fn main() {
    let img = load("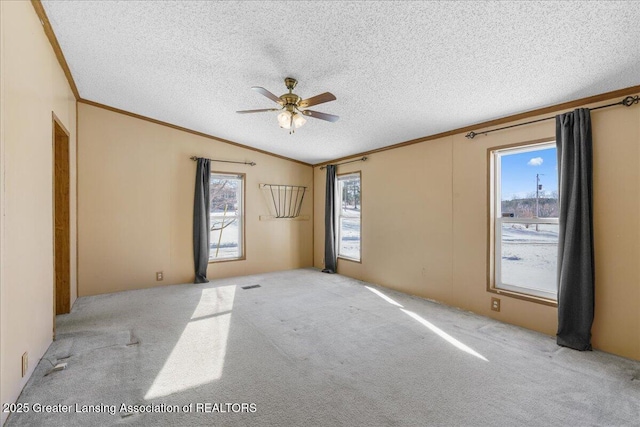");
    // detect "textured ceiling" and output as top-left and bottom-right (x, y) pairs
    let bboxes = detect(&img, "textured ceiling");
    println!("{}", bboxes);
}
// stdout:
(41, 1), (640, 164)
